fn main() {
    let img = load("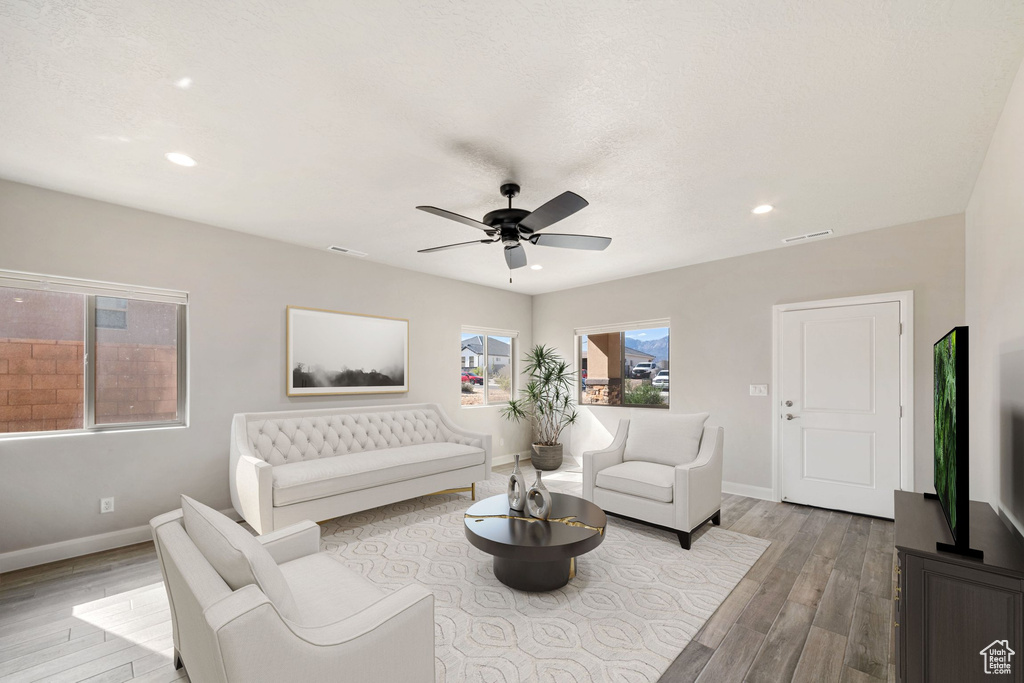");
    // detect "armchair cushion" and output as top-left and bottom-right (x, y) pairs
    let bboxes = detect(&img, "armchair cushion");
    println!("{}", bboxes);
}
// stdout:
(278, 553), (387, 627)
(623, 411), (709, 467)
(181, 495), (300, 621)
(595, 461), (675, 503)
